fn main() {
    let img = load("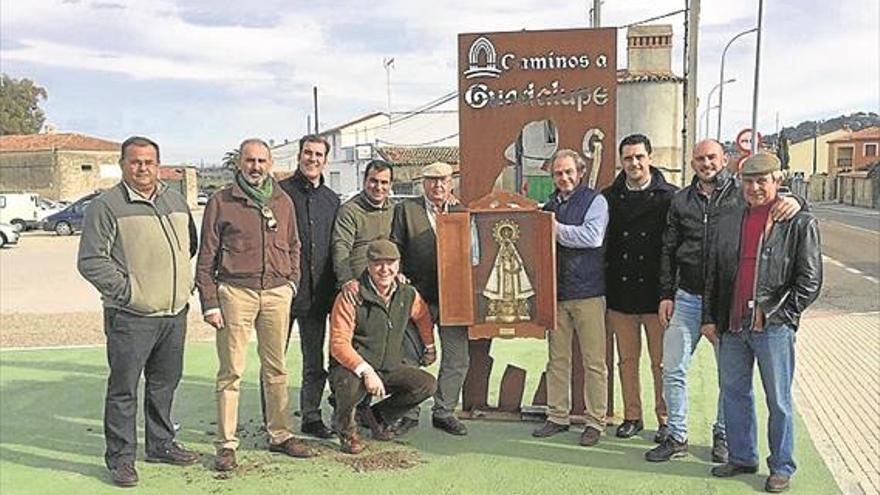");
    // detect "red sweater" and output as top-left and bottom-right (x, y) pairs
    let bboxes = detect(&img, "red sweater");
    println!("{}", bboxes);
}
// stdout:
(730, 200), (775, 331)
